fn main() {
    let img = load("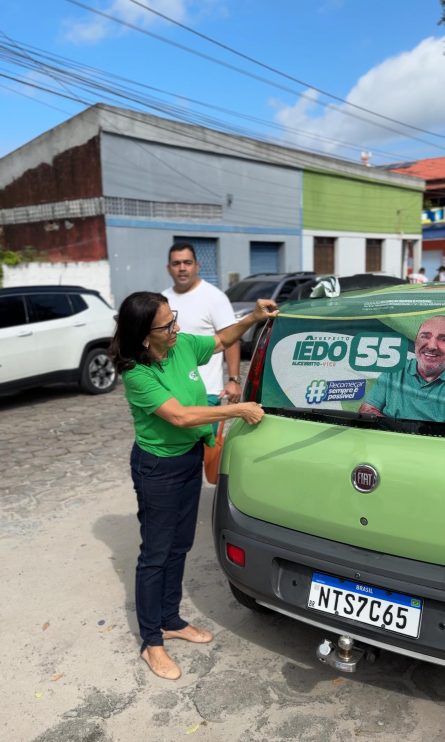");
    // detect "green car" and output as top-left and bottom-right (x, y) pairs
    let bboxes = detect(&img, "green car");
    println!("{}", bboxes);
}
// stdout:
(213, 284), (445, 671)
